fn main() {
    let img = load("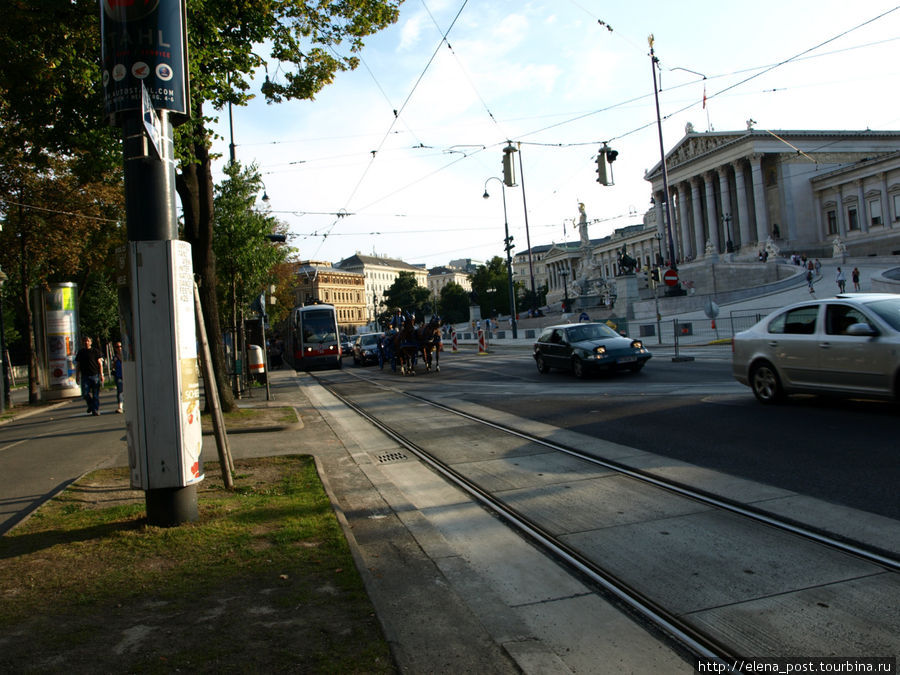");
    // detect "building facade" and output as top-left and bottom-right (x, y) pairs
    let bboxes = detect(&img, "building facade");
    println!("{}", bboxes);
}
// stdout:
(292, 261), (367, 331)
(427, 265), (472, 298)
(335, 254), (429, 322)
(644, 128), (900, 262)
